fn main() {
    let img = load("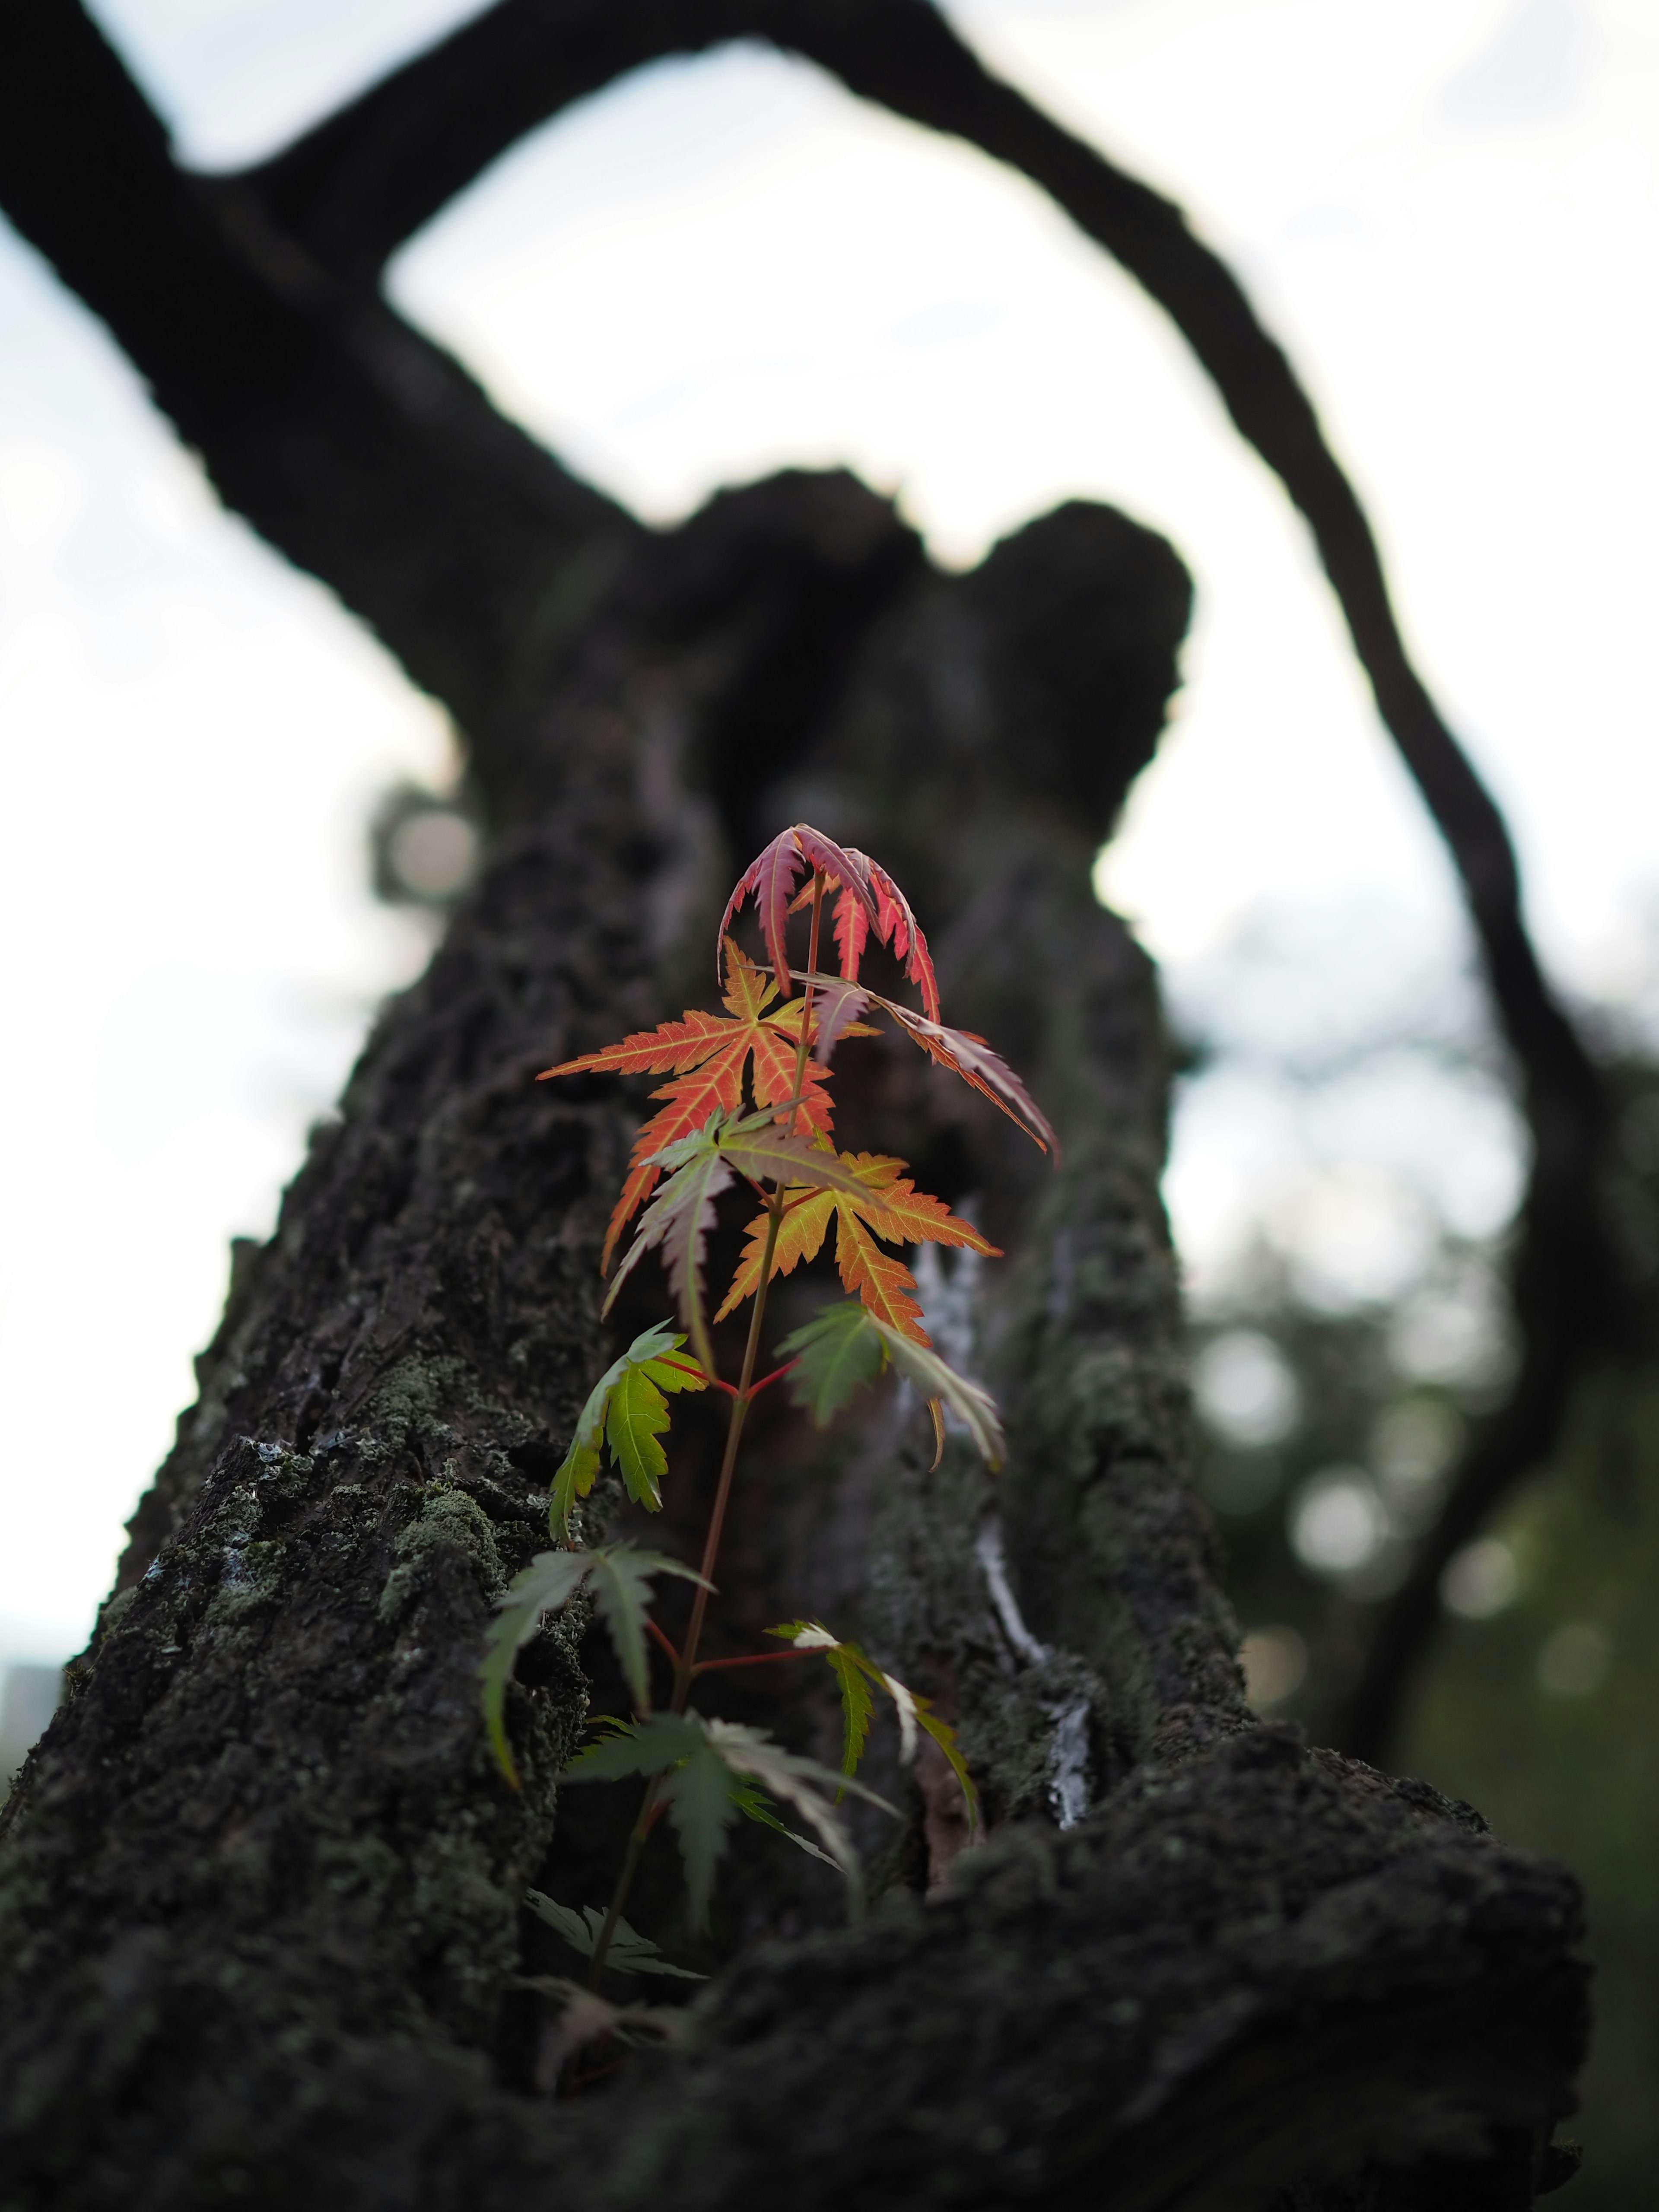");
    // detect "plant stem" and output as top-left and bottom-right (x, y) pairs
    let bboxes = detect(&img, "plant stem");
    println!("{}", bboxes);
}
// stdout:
(584, 1781), (662, 1994)
(672, 872), (824, 1699)
(672, 1224), (775, 1699)
(585, 873), (826, 1992)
